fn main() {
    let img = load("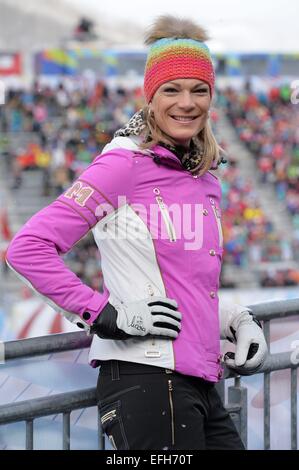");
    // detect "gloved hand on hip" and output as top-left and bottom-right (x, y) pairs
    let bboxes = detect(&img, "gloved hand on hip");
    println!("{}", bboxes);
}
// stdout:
(220, 304), (268, 375)
(90, 297), (182, 340)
